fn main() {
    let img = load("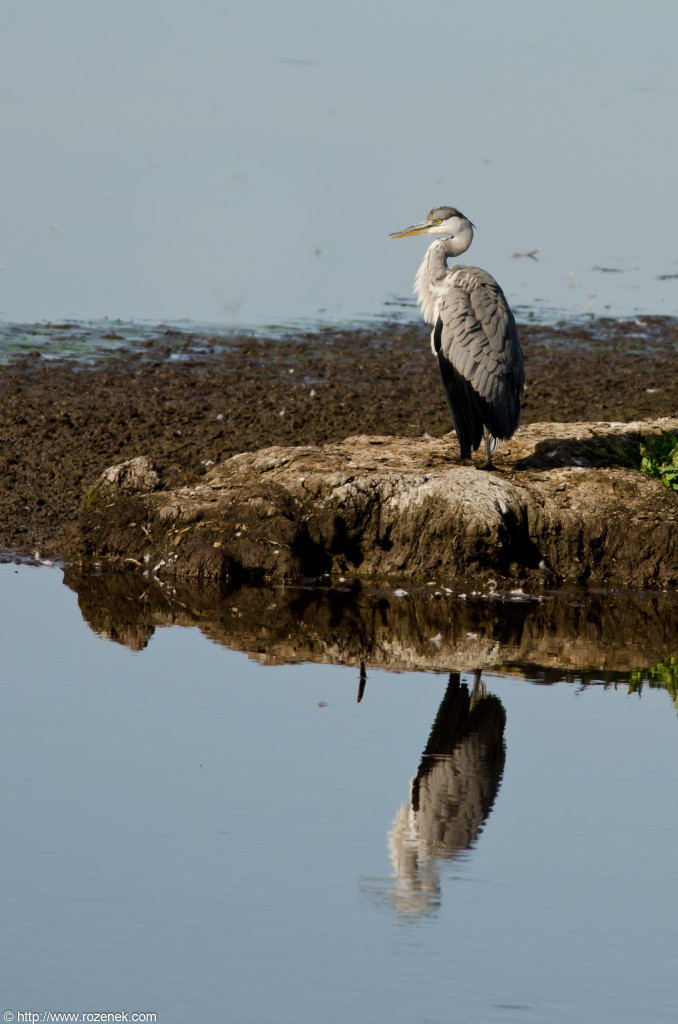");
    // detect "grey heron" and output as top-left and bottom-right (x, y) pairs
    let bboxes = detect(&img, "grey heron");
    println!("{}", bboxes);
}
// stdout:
(390, 206), (524, 466)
